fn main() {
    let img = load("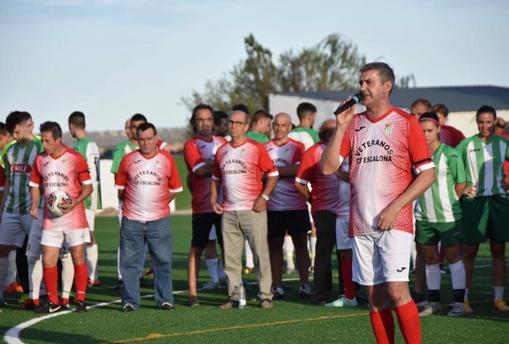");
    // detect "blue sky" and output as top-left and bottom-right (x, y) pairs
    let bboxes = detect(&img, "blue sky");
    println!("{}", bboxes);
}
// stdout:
(1, 0), (508, 131)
